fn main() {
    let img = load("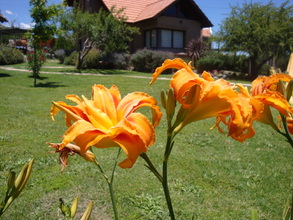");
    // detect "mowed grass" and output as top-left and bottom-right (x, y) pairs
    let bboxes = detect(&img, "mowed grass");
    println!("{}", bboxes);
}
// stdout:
(0, 62), (292, 219)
